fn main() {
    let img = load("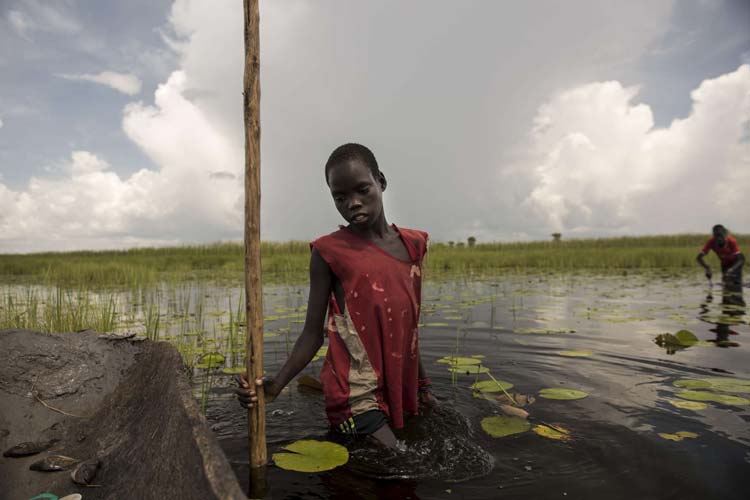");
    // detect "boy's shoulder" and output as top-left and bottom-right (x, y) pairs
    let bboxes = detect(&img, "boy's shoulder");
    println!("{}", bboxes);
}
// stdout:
(311, 227), (348, 246)
(396, 226), (429, 243)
